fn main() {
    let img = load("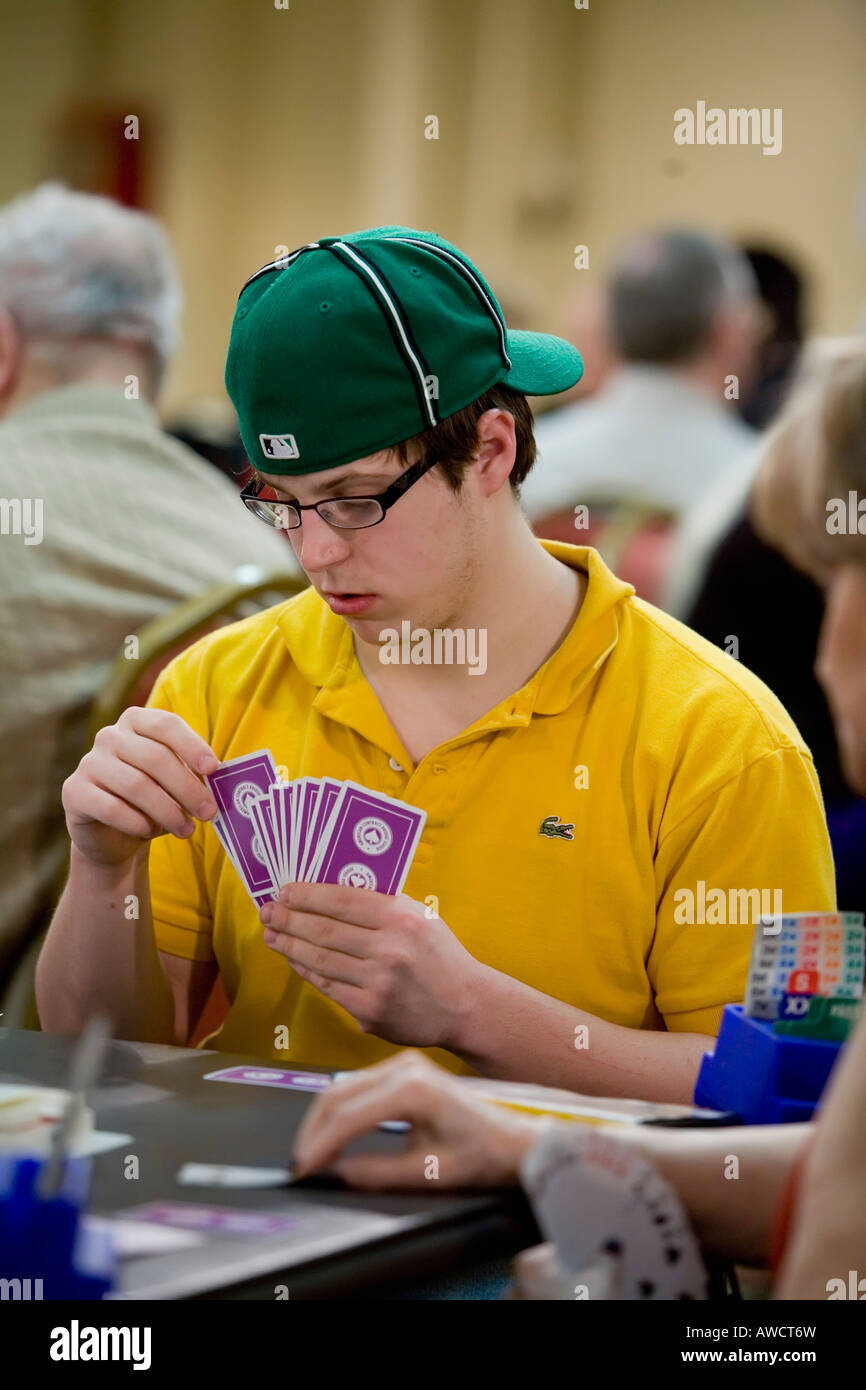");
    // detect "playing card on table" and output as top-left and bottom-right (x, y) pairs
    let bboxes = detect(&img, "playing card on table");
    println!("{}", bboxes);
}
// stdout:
(311, 781), (426, 895)
(206, 750), (280, 901)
